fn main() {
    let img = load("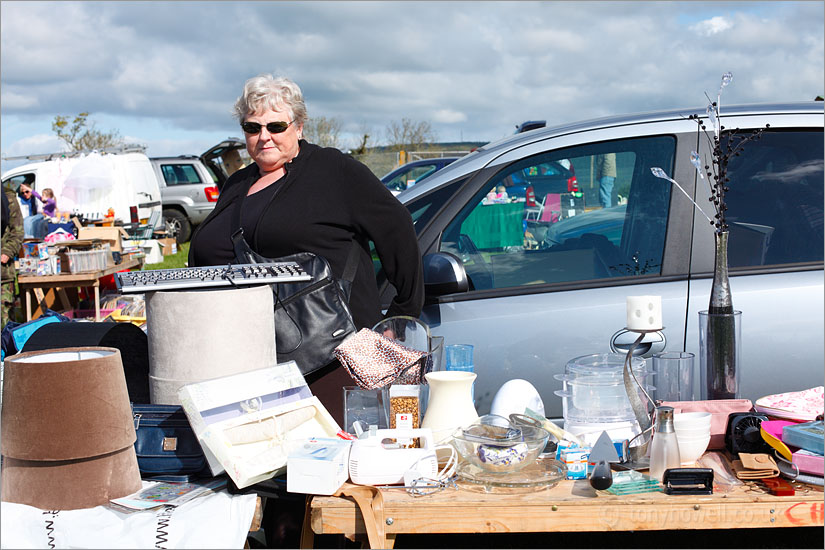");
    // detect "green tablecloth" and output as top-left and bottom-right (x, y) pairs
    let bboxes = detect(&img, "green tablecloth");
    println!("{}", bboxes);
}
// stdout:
(461, 202), (525, 249)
